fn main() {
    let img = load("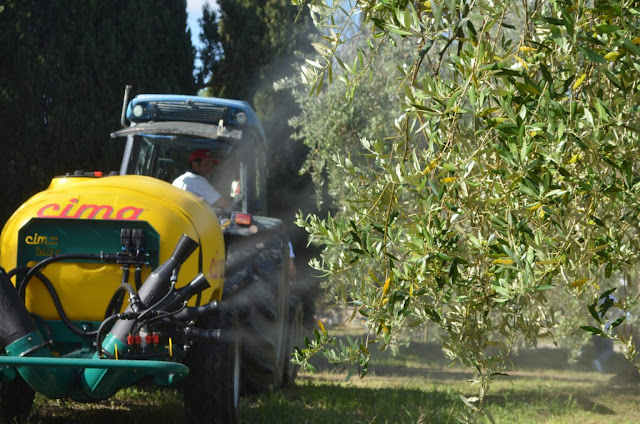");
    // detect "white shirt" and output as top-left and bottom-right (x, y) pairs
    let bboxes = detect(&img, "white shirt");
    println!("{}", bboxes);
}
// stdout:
(172, 171), (222, 206)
